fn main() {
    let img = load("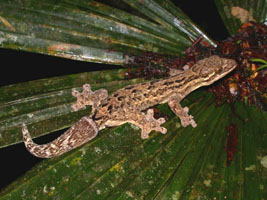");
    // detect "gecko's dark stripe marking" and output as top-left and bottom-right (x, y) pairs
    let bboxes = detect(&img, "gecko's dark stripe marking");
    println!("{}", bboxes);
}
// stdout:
(124, 85), (135, 90)
(108, 105), (113, 111)
(157, 88), (165, 94)
(102, 102), (108, 107)
(185, 75), (197, 83)
(132, 96), (142, 101)
(163, 81), (174, 86)
(148, 85), (155, 90)
(175, 77), (185, 83)
(118, 96), (125, 101)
